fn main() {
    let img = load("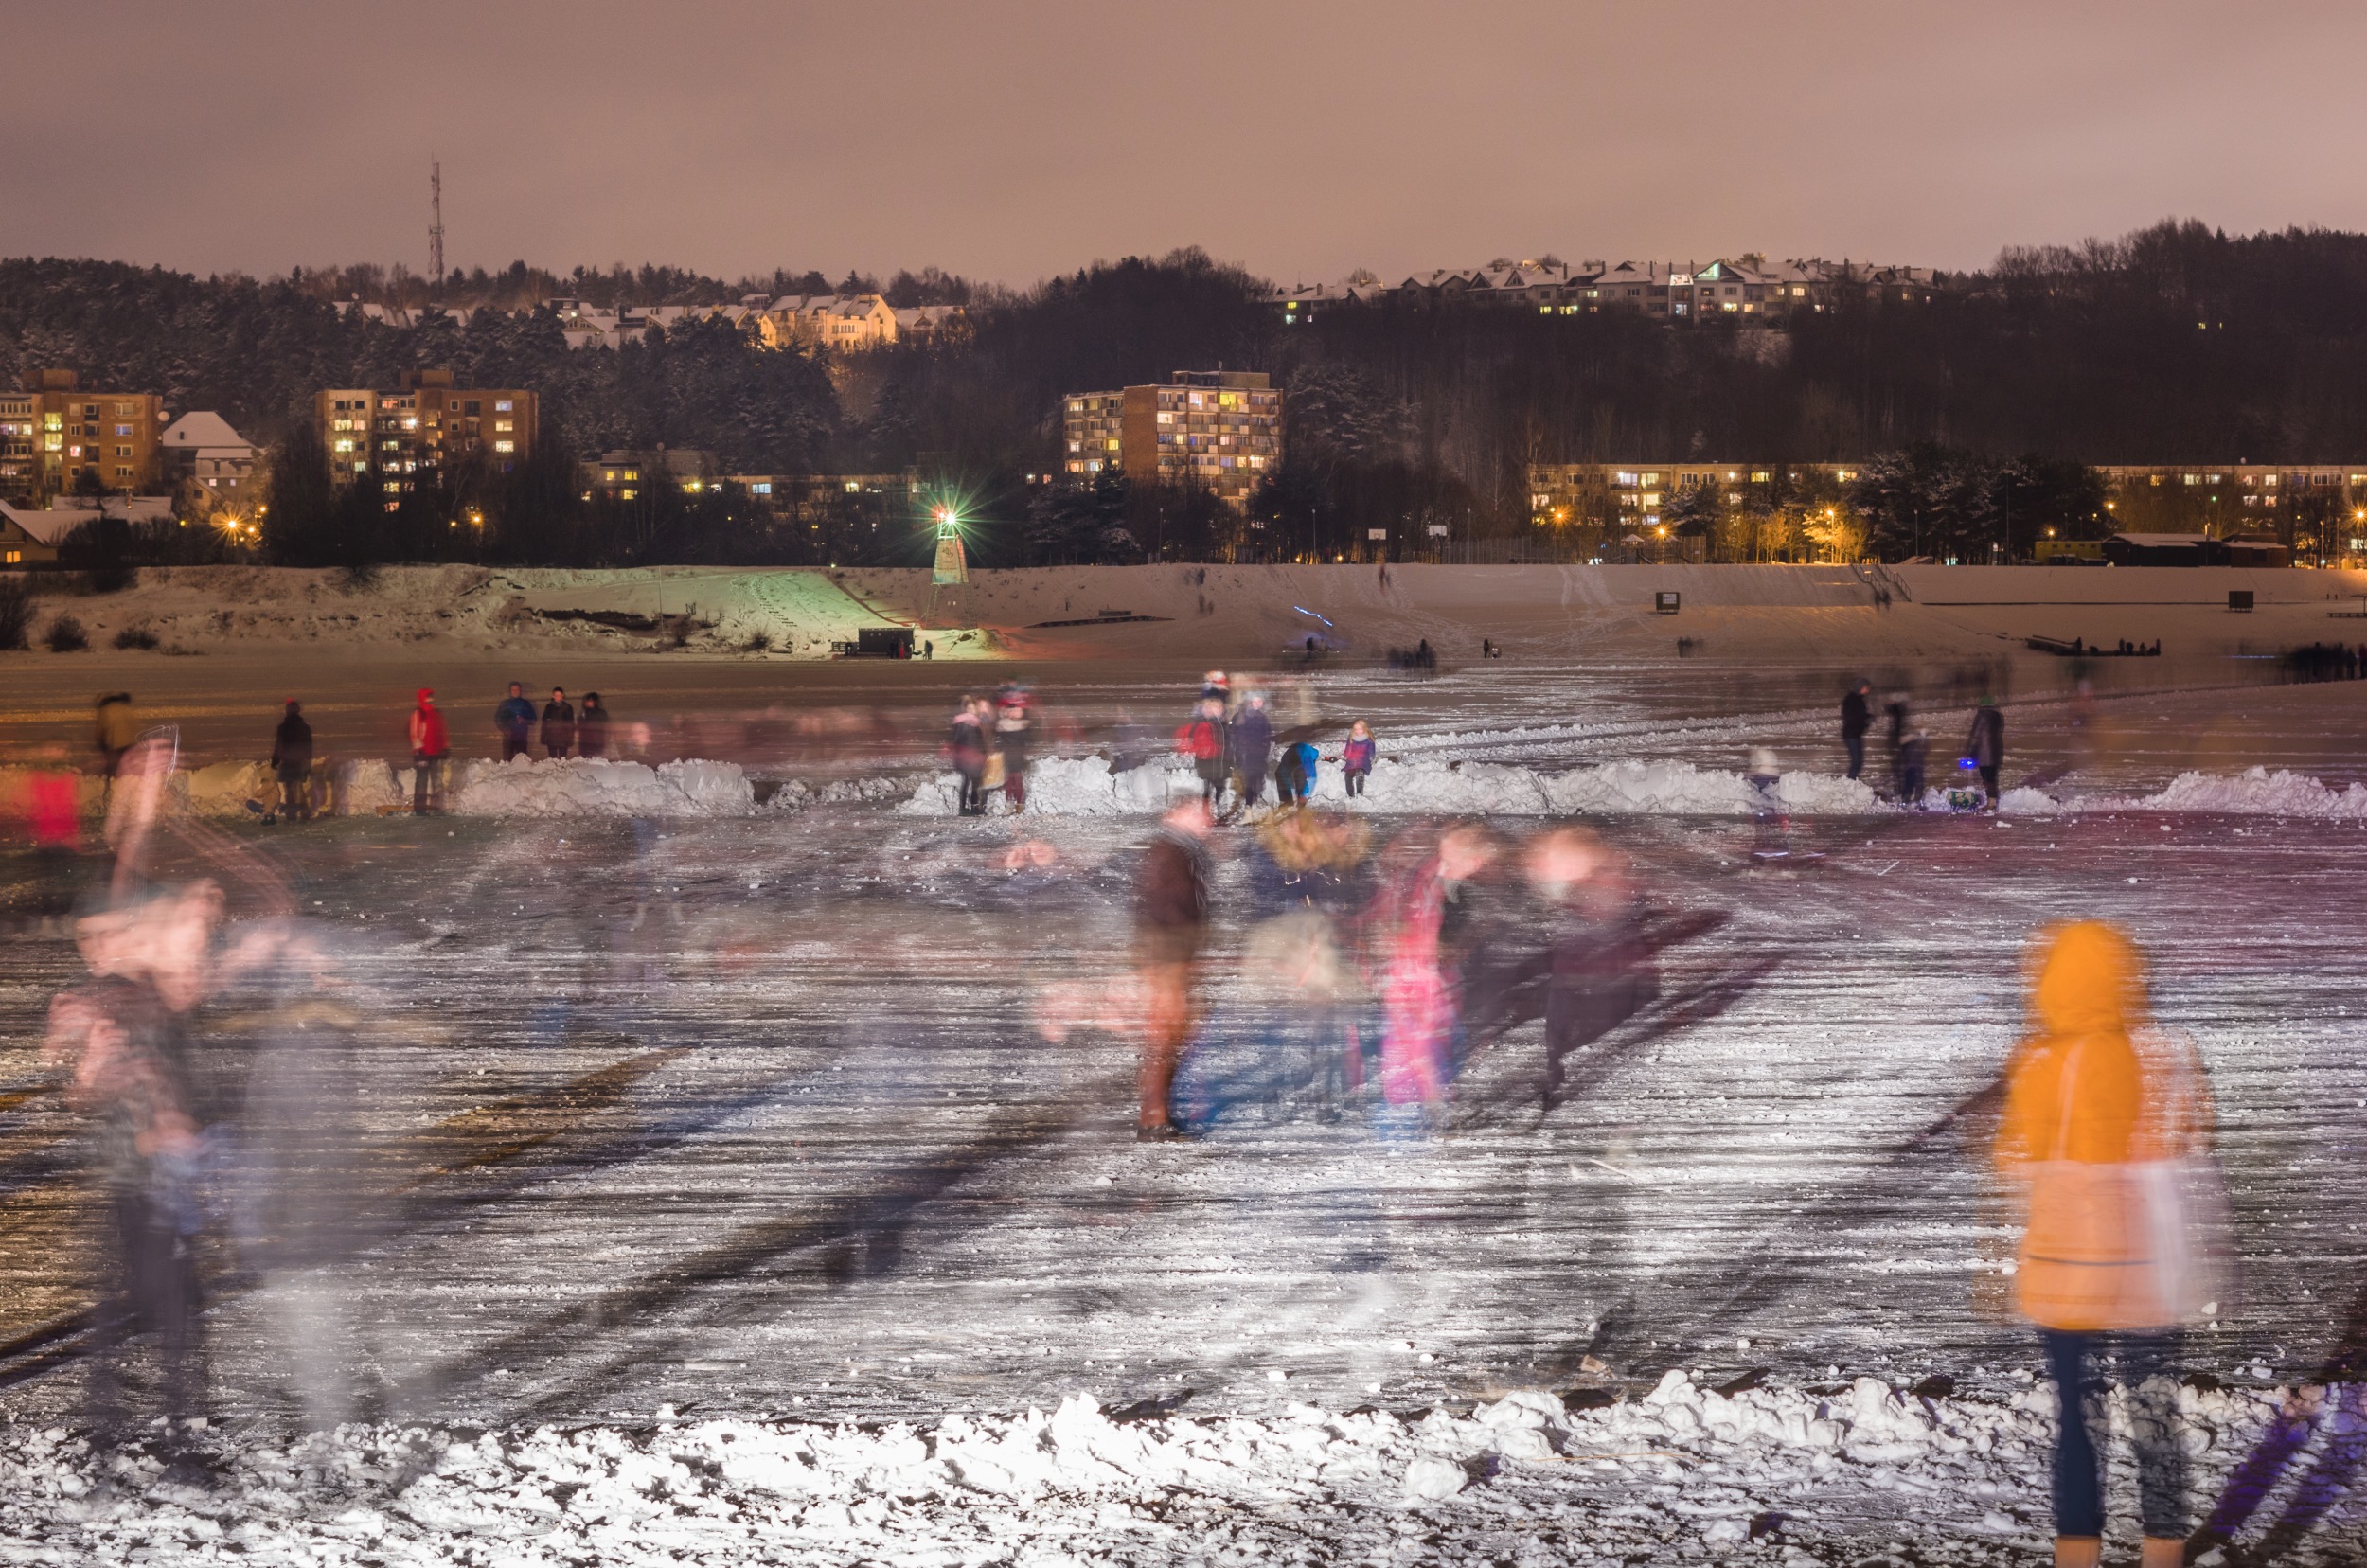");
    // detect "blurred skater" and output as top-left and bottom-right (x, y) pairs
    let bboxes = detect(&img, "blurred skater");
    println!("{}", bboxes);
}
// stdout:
(1842, 680), (1872, 781)
(949, 696), (988, 816)
(1522, 828), (1656, 1109)
(1967, 696), (2005, 811)
(95, 692), (136, 798)
(11, 743), (83, 935)
(1994, 921), (2221, 1568)
(269, 699), (313, 823)
(1373, 823), (1498, 1120)
(44, 878), (226, 1444)
(1342, 720), (1376, 798)
(1232, 691), (1273, 808)
(541, 687), (576, 760)
(577, 692), (610, 758)
(408, 688), (449, 815)
(1133, 798), (1212, 1141)
(495, 682), (535, 762)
